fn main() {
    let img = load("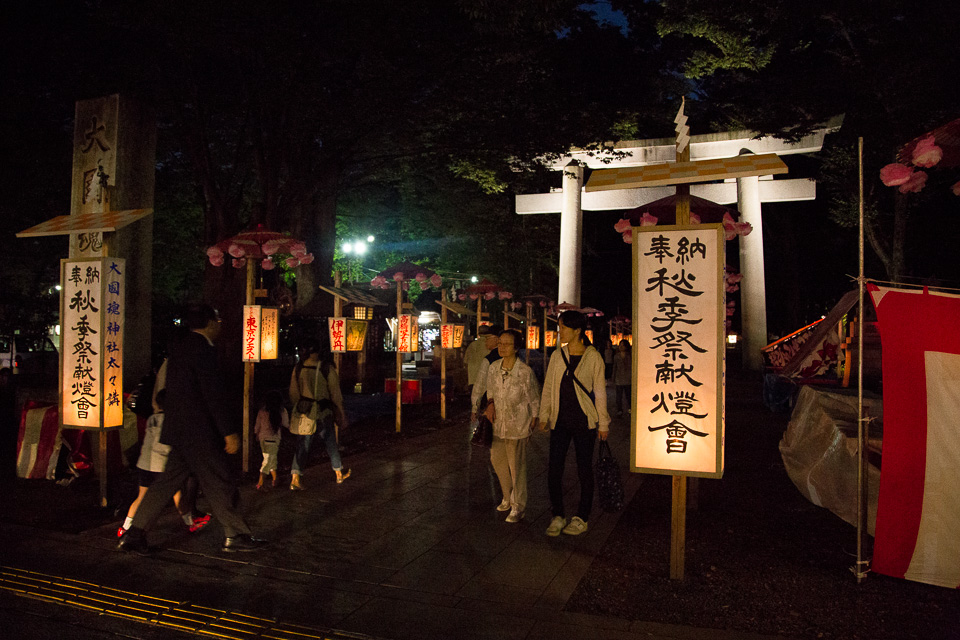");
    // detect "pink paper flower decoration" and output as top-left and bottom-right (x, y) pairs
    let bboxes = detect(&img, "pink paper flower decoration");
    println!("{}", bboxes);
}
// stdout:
(640, 212), (658, 226)
(911, 136), (943, 168)
(689, 212), (702, 225)
(952, 180), (960, 196)
(261, 257), (275, 270)
(289, 242), (307, 257)
(499, 291), (513, 300)
(734, 221), (753, 237)
(209, 254), (224, 267)
(206, 246), (223, 259)
(899, 170), (928, 194)
(613, 218), (631, 233)
(539, 301), (546, 307)
(227, 244), (246, 258)
(726, 301), (736, 317)
(458, 294), (467, 301)
(430, 274), (443, 288)
(298, 253), (314, 264)
(371, 275), (386, 288)
(262, 240), (280, 256)
(484, 292), (495, 300)
(880, 163), (914, 187)
(725, 272), (743, 285)
(415, 272), (427, 283)
(402, 281), (410, 291)
(622, 231), (633, 244)
(285, 257), (300, 268)
(393, 272), (404, 282)
(232, 258), (245, 269)
(469, 294), (478, 301)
